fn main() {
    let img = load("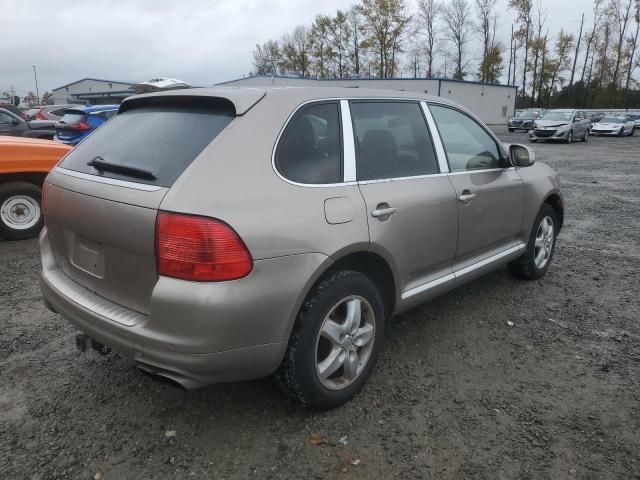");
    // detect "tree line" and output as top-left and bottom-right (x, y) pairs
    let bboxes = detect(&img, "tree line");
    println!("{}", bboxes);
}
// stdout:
(252, 0), (640, 108)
